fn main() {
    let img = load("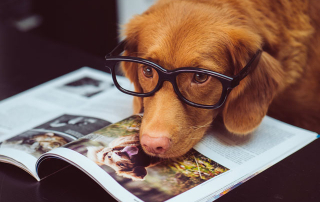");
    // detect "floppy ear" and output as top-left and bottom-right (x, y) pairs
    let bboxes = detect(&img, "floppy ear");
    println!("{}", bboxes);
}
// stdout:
(222, 51), (285, 135)
(121, 50), (144, 114)
(120, 16), (146, 114)
(118, 166), (147, 181)
(131, 166), (147, 180)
